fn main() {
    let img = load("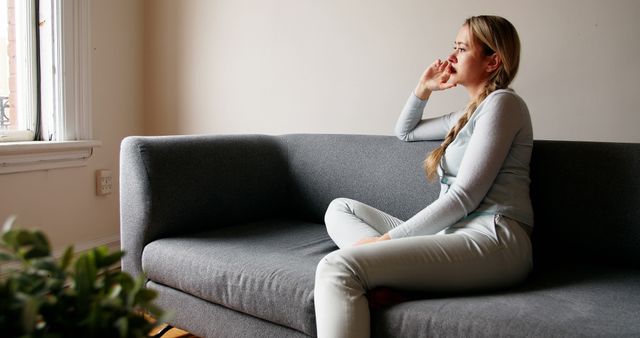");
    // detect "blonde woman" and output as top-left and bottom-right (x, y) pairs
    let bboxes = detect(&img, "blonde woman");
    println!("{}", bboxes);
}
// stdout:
(315, 15), (533, 338)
